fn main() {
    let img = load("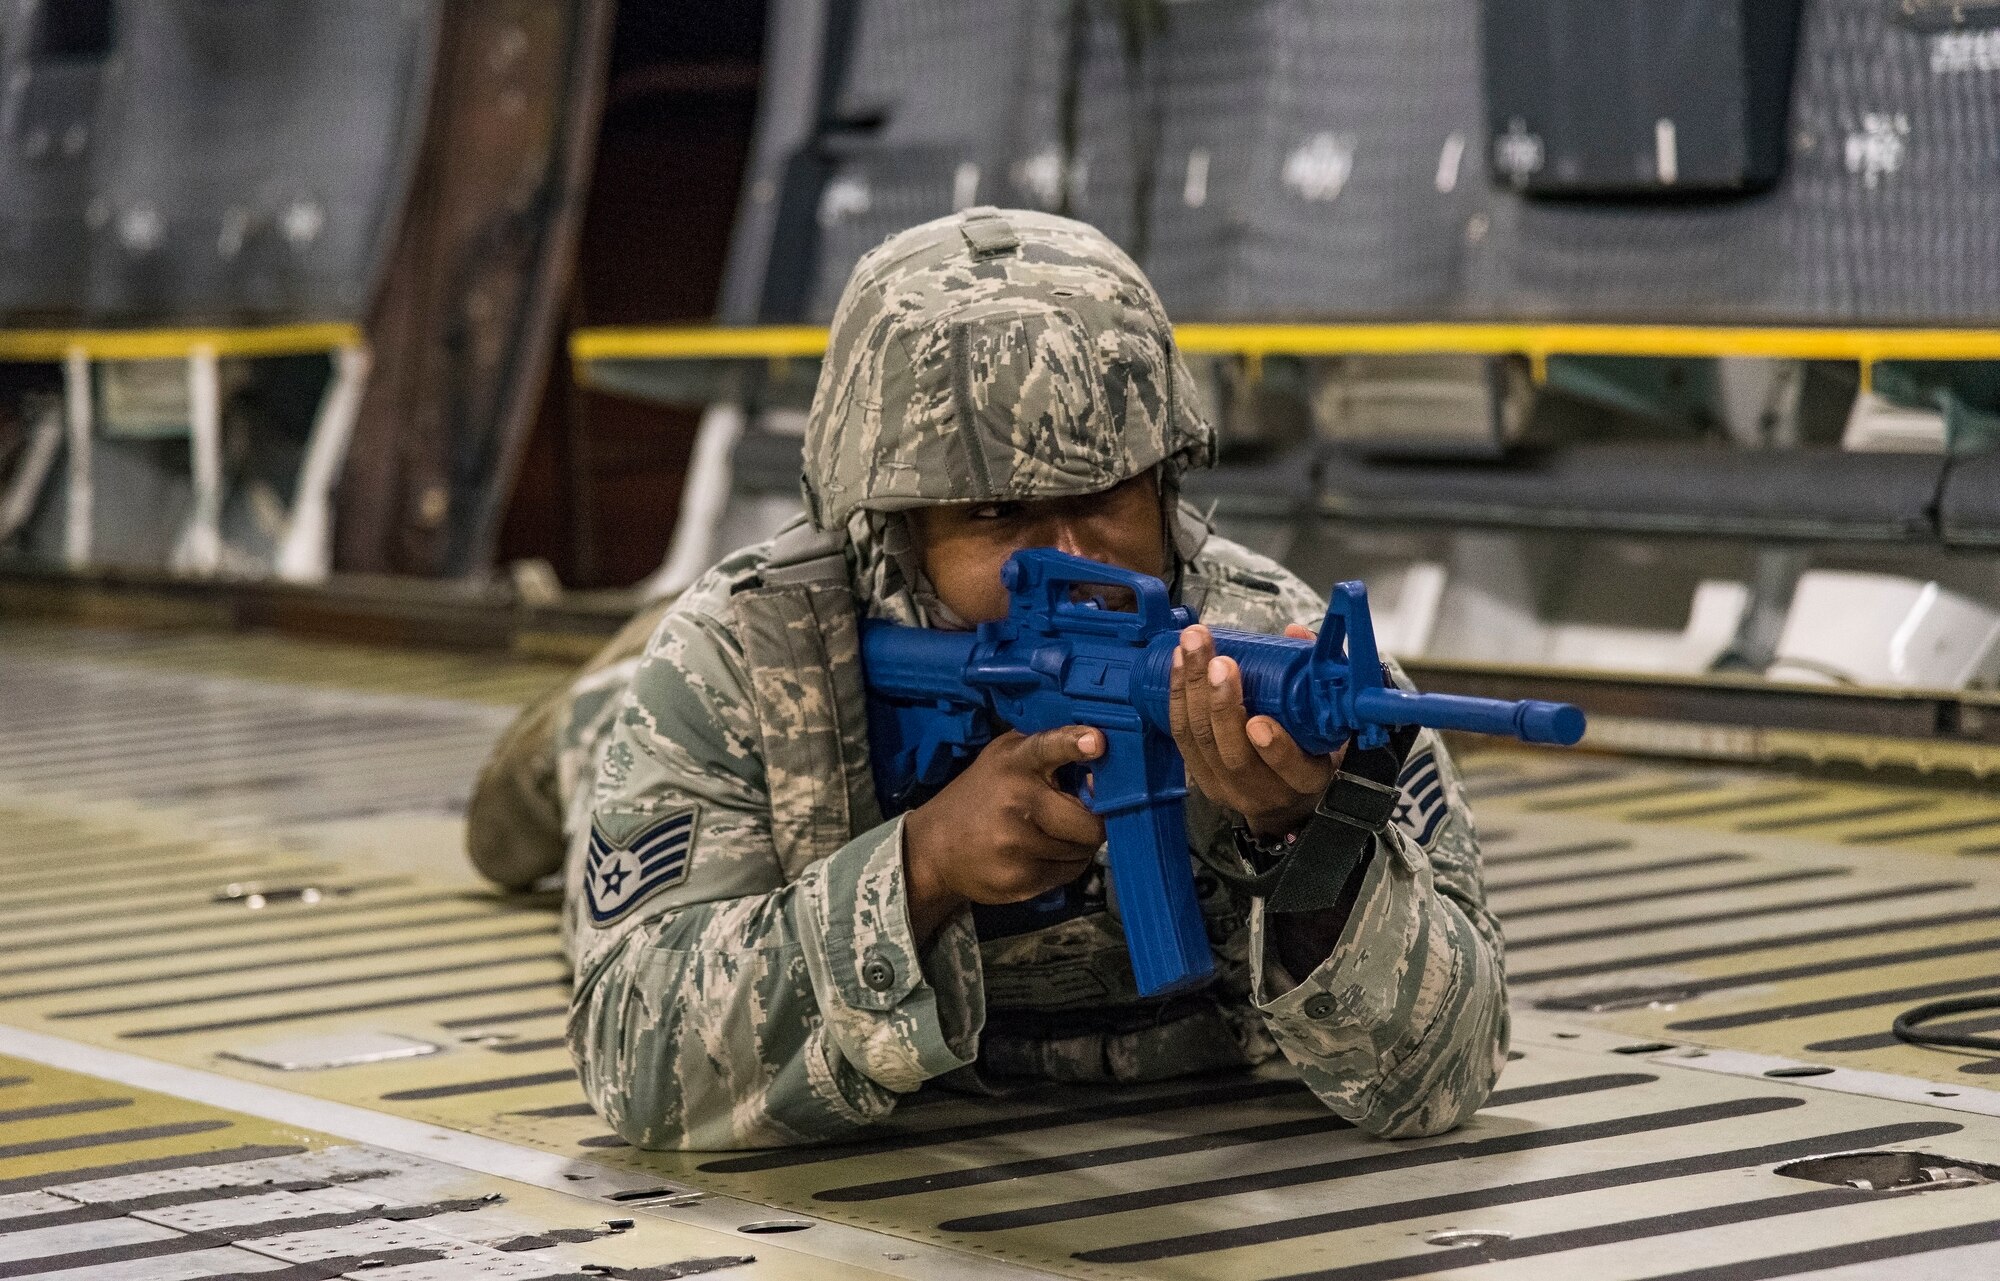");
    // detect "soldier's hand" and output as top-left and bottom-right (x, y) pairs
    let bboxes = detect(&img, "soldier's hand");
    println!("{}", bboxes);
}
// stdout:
(1169, 623), (1345, 838)
(902, 726), (1106, 942)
